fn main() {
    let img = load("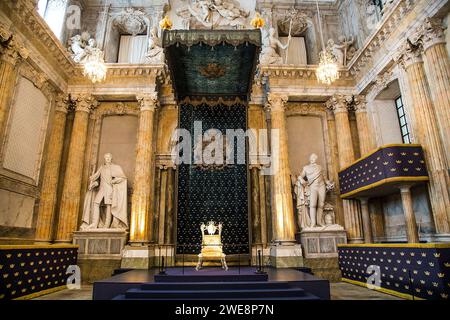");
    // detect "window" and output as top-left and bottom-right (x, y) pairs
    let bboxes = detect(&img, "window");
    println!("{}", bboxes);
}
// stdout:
(395, 96), (411, 144)
(37, 0), (68, 40)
